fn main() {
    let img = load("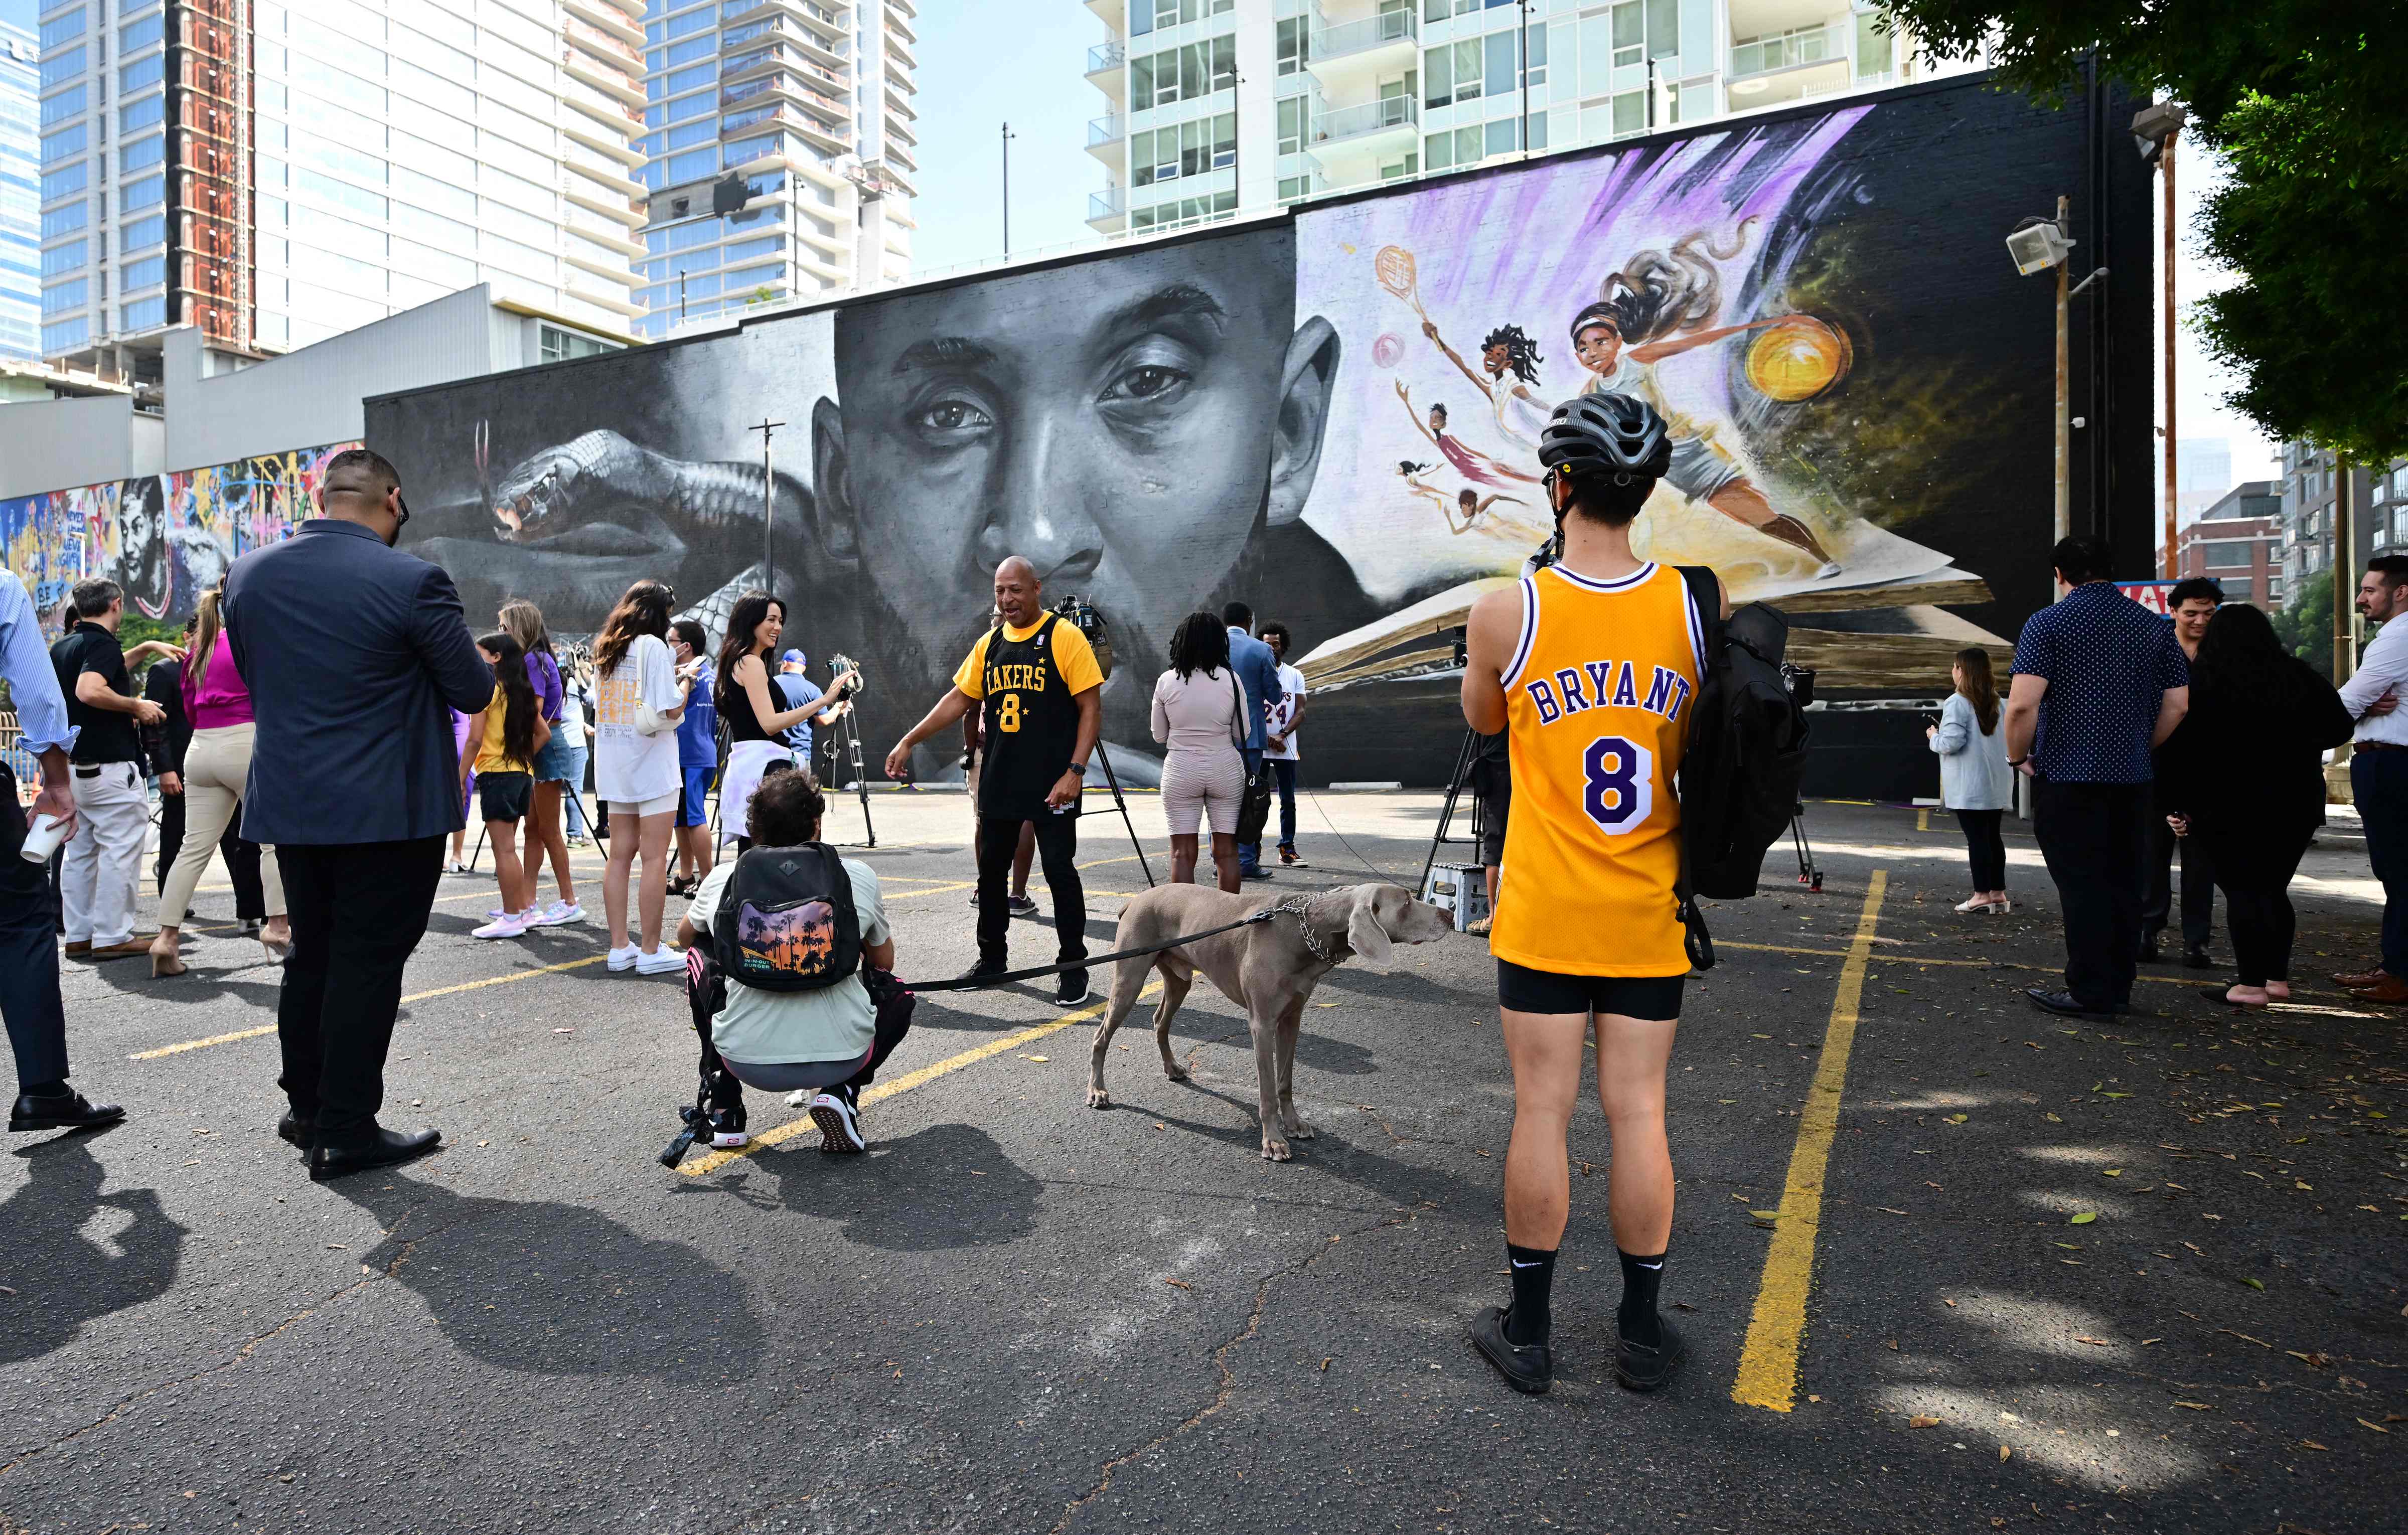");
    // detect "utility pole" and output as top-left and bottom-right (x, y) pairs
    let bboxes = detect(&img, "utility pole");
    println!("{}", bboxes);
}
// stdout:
(1001, 121), (1016, 257)
(2334, 456), (2357, 686)
(751, 418), (784, 600)
(1228, 68), (1241, 220)
(1520, 1), (1532, 154)
(2159, 128), (2179, 575)
(2054, 193), (2070, 546)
